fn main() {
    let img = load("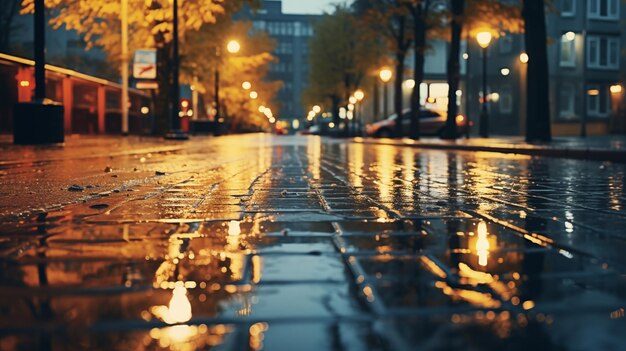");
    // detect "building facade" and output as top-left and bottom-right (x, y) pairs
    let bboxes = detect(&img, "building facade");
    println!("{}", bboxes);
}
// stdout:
(466, 0), (626, 136)
(239, 0), (320, 122)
